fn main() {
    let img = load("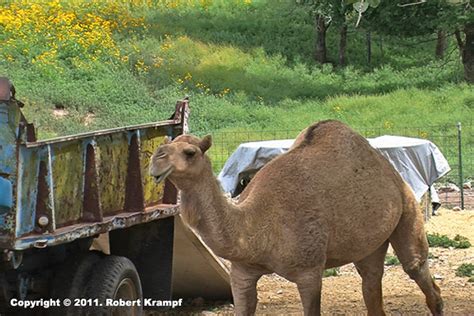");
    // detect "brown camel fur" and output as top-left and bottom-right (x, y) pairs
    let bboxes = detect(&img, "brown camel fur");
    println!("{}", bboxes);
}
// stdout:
(149, 121), (443, 316)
